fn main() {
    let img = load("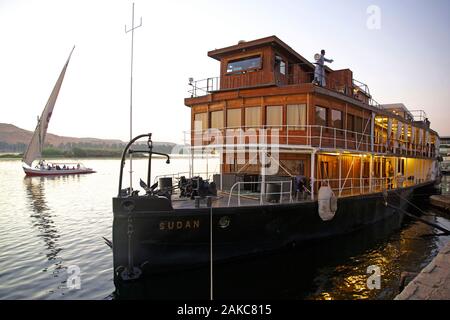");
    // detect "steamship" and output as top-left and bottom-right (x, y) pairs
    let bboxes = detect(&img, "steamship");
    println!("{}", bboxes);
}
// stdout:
(112, 36), (440, 282)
